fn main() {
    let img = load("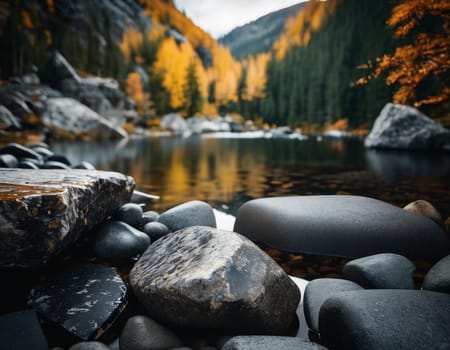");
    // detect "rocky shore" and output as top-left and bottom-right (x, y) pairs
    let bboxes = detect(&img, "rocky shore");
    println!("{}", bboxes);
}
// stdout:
(0, 141), (450, 350)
